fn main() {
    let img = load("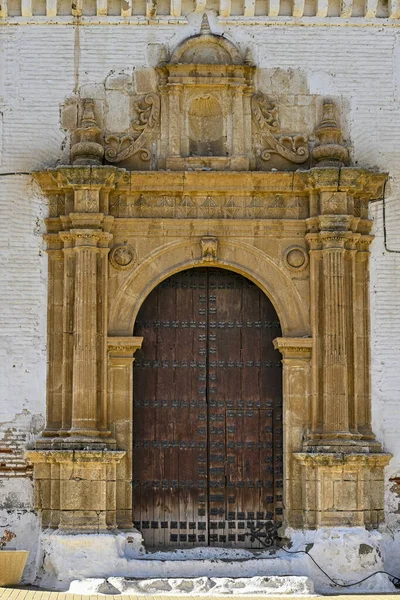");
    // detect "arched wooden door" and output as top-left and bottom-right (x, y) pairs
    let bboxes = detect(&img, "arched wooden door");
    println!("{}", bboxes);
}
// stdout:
(133, 268), (283, 548)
